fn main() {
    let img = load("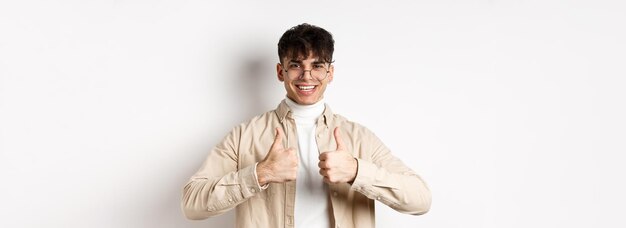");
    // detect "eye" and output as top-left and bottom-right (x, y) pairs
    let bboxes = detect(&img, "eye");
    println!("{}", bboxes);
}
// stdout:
(313, 64), (326, 69)
(288, 63), (301, 69)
